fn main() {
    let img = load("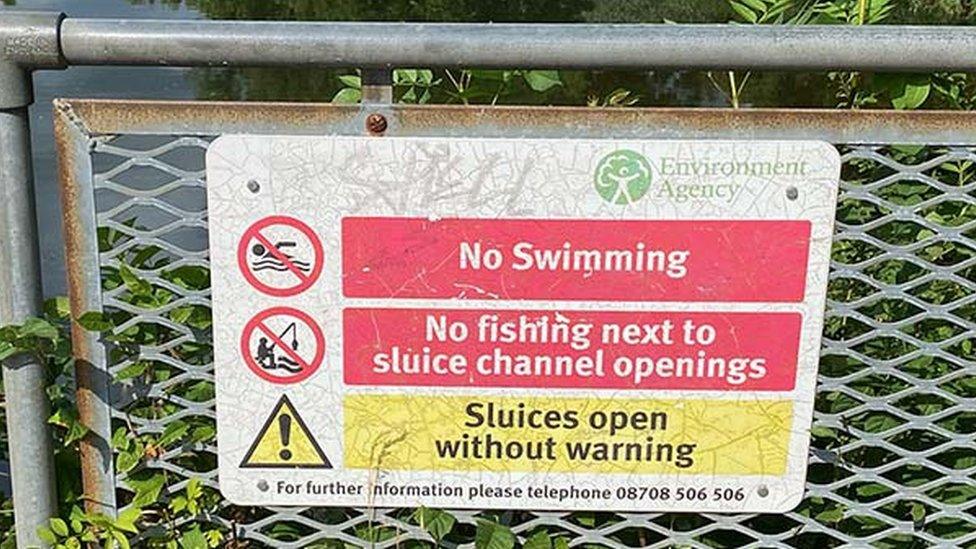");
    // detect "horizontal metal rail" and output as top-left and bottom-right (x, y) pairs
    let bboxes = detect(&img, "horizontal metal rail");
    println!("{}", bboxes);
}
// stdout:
(45, 19), (976, 72)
